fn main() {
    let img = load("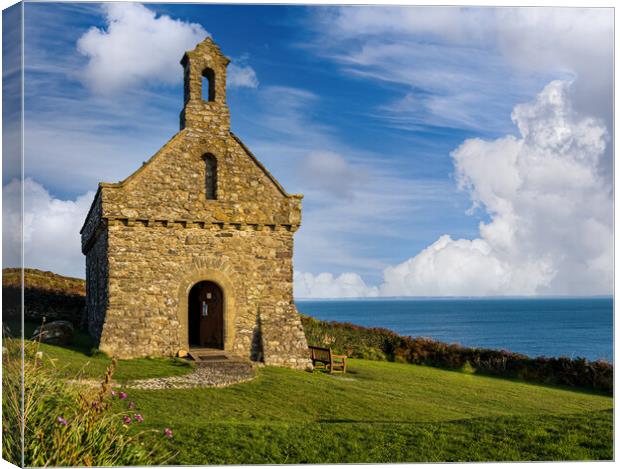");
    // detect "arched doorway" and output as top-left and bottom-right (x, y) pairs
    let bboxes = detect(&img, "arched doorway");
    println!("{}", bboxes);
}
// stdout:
(188, 281), (224, 349)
